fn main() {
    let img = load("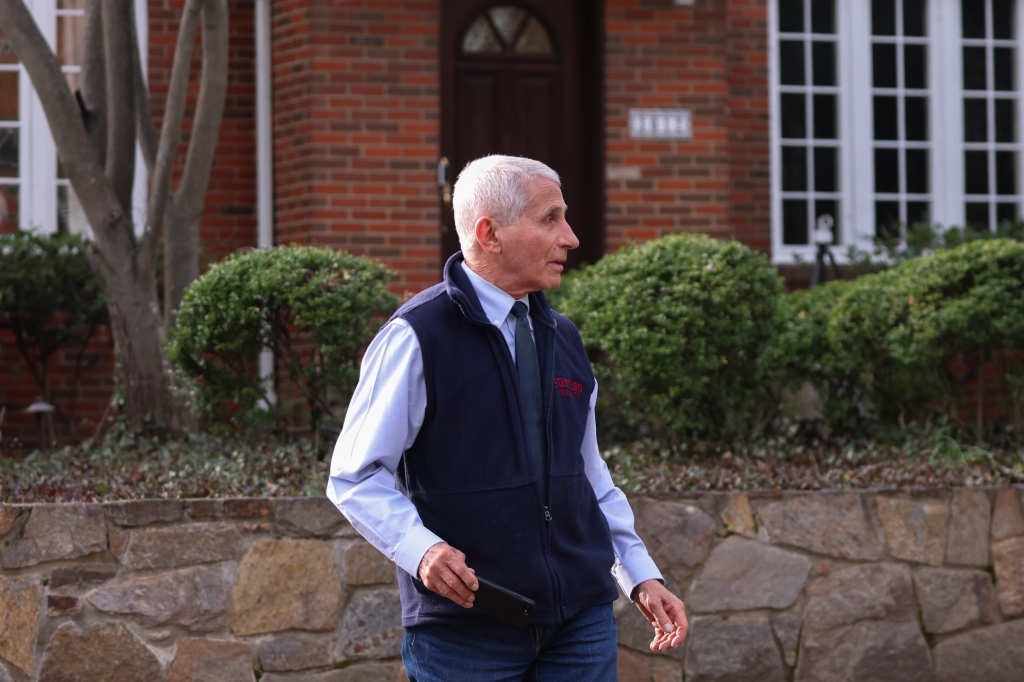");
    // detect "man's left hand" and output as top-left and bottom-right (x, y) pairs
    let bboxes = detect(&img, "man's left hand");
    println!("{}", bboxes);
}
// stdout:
(631, 579), (688, 652)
